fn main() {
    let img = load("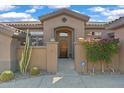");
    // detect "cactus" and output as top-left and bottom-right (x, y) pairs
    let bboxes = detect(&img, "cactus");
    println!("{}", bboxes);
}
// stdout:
(0, 70), (14, 82)
(19, 30), (32, 74)
(30, 67), (40, 76)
